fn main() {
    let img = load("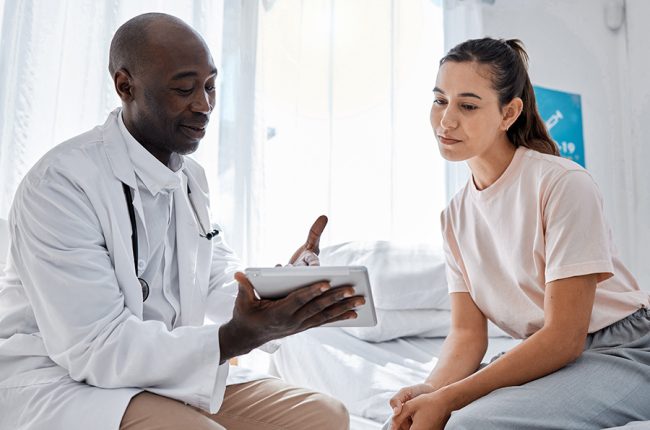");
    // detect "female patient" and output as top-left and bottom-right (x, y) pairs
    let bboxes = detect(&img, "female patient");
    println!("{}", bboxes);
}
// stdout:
(389, 37), (650, 430)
